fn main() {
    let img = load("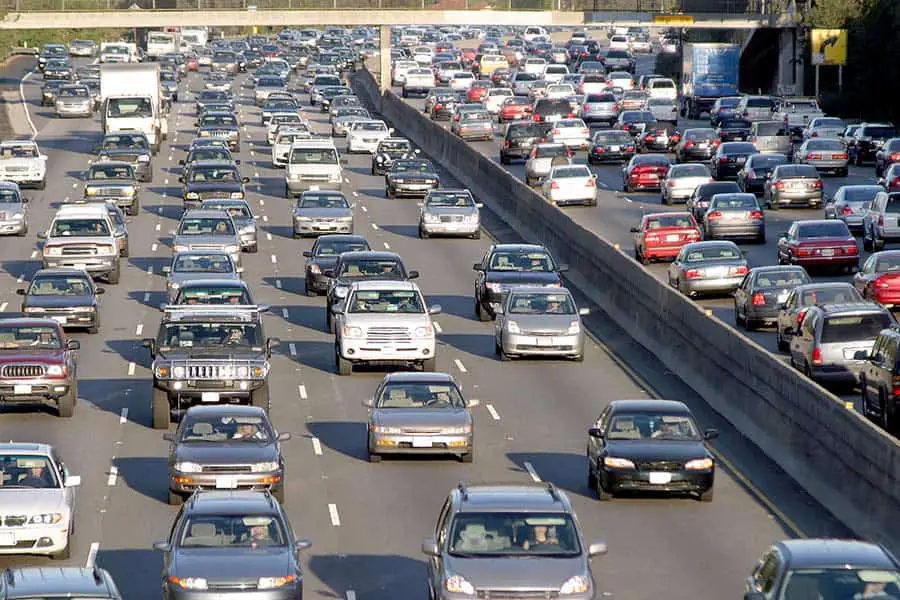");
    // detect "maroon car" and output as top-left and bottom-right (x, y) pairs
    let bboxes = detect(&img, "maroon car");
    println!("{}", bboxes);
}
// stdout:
(776, 219), (859, 272)
(623, 154), (671, 193)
